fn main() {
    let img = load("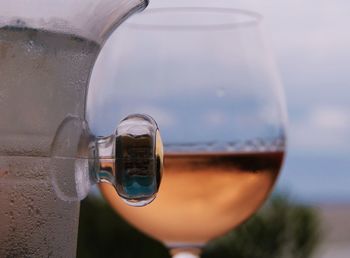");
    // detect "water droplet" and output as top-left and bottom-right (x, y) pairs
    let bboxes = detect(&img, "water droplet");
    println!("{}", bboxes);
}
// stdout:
(26, 40), (34, 52)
